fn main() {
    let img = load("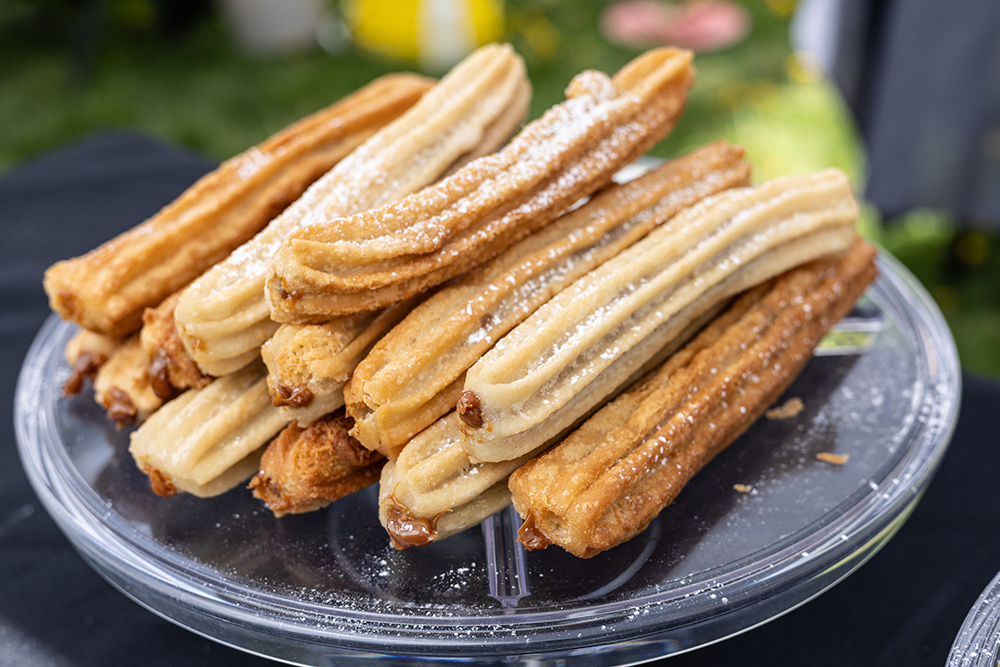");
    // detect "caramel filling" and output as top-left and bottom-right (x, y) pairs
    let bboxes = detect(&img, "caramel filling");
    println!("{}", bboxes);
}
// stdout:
(104, 387), (136, 425)
(517, 515), (551, 550)
(384, 500), (441, 550)
(63, 351), (107, 395)
(272, 384), (314, 408)
(140, 464), (176, 498)
(247, 472), (290, 513)
(456, 391), (483, 428)
(148, 354), (176, 400)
